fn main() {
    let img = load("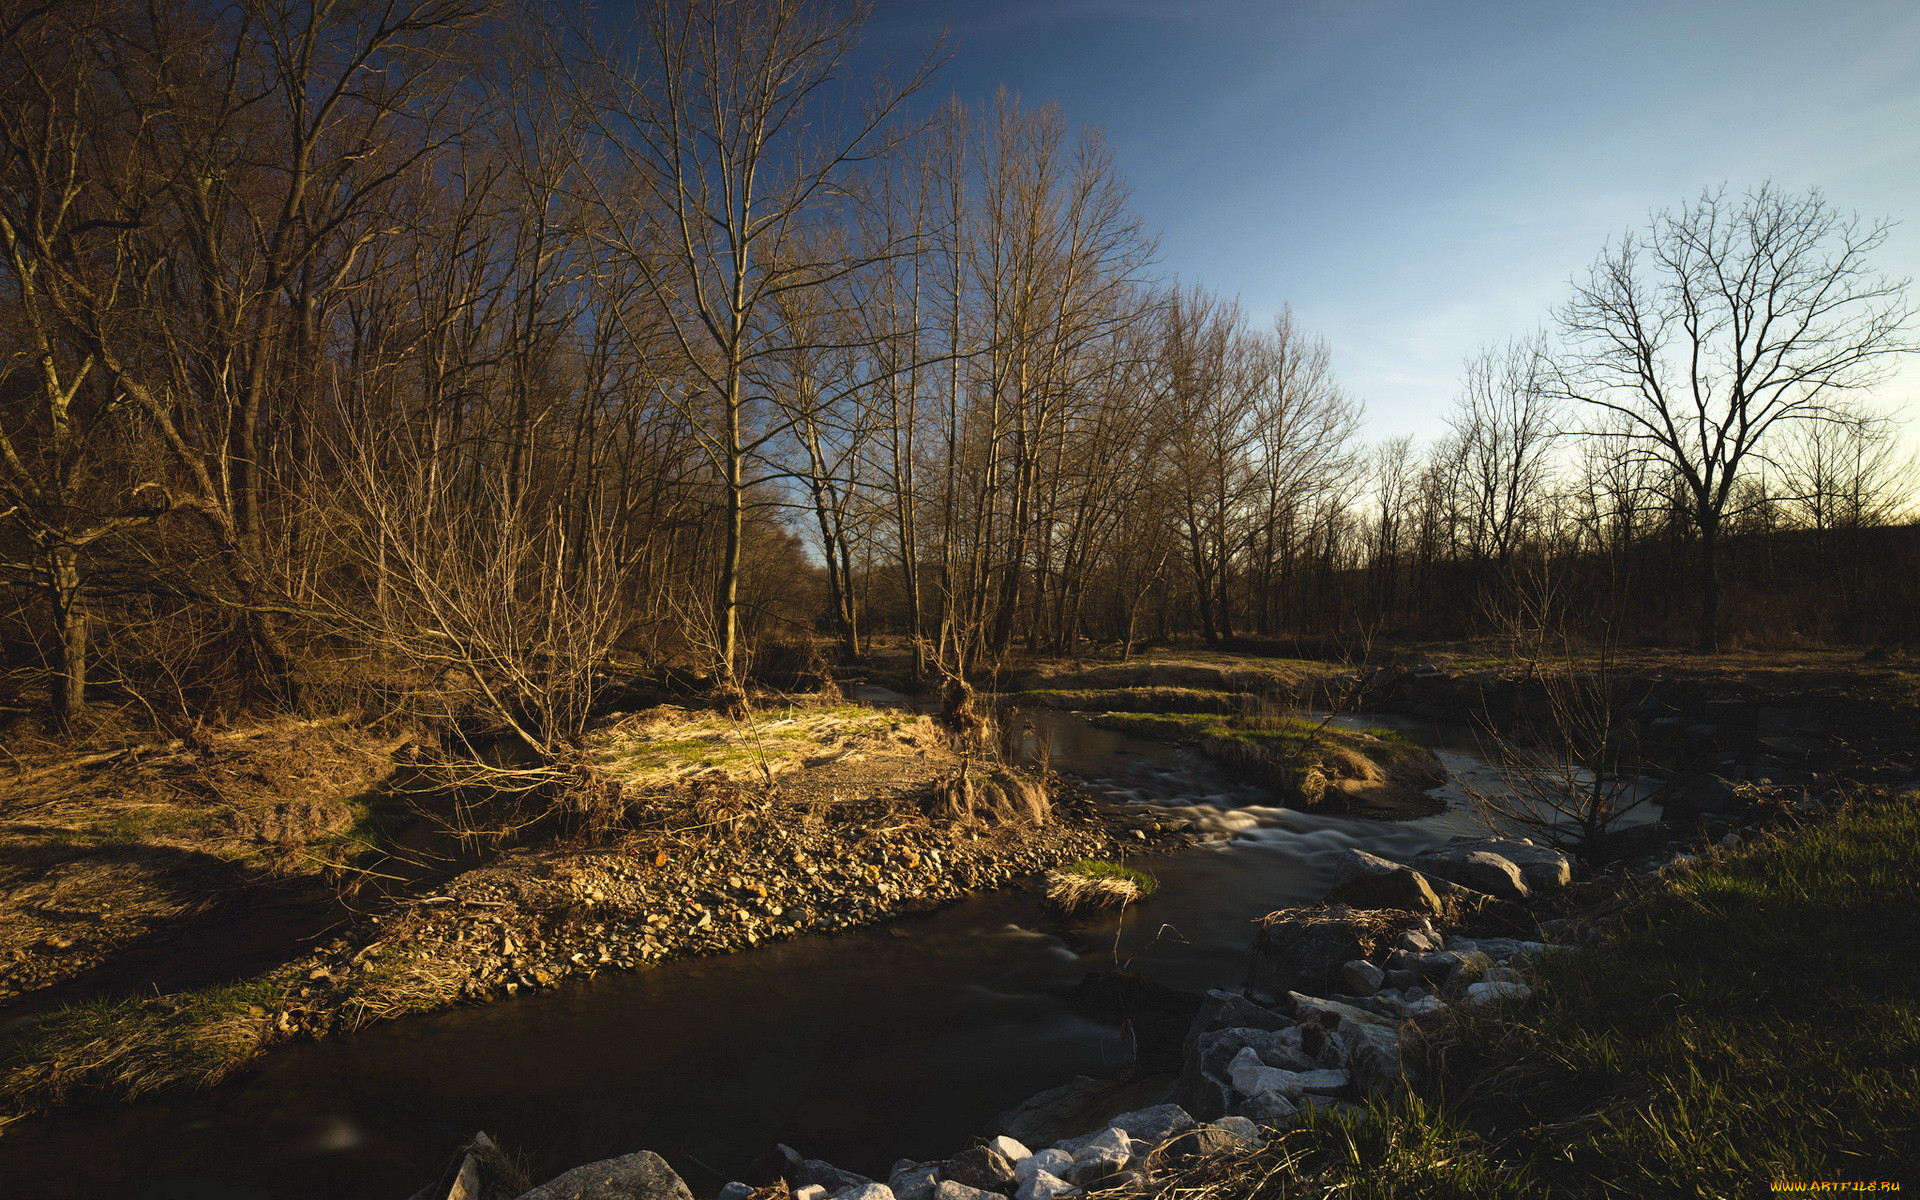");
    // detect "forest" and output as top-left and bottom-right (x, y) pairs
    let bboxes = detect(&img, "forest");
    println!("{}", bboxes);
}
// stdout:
(3, 0), (1916, 759)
